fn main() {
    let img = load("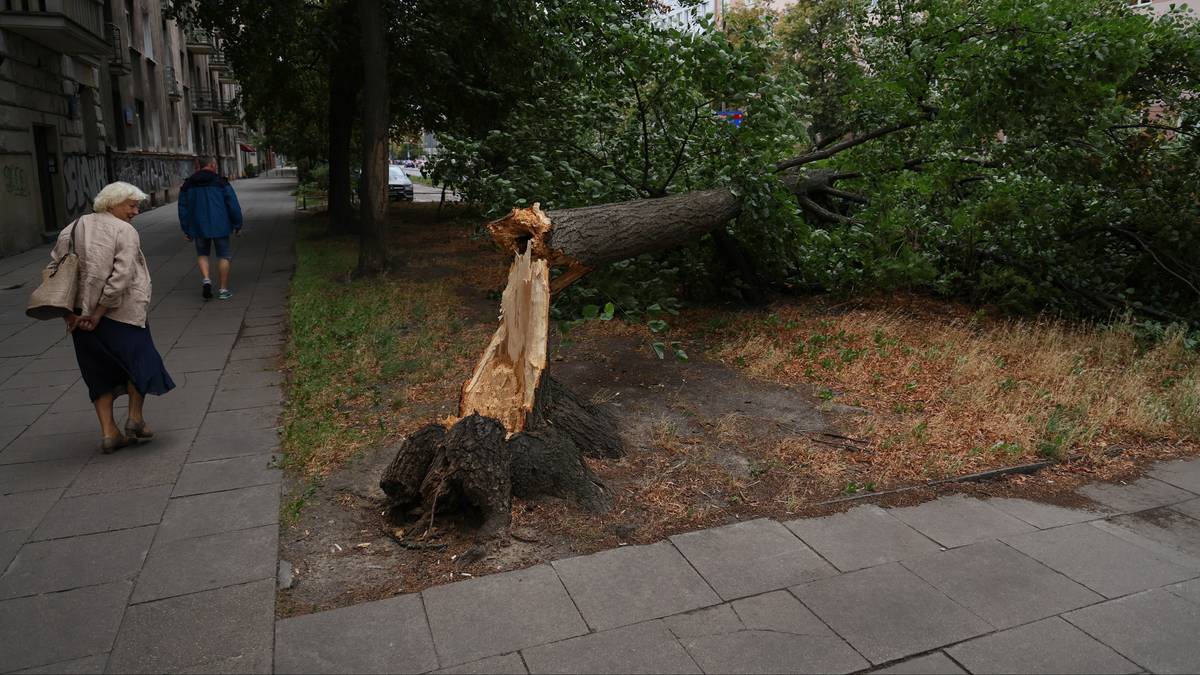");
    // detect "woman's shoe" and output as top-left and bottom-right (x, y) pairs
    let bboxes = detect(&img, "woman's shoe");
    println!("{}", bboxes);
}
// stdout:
(101, 435), (130, 454)
(124, 420), (155, 441)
